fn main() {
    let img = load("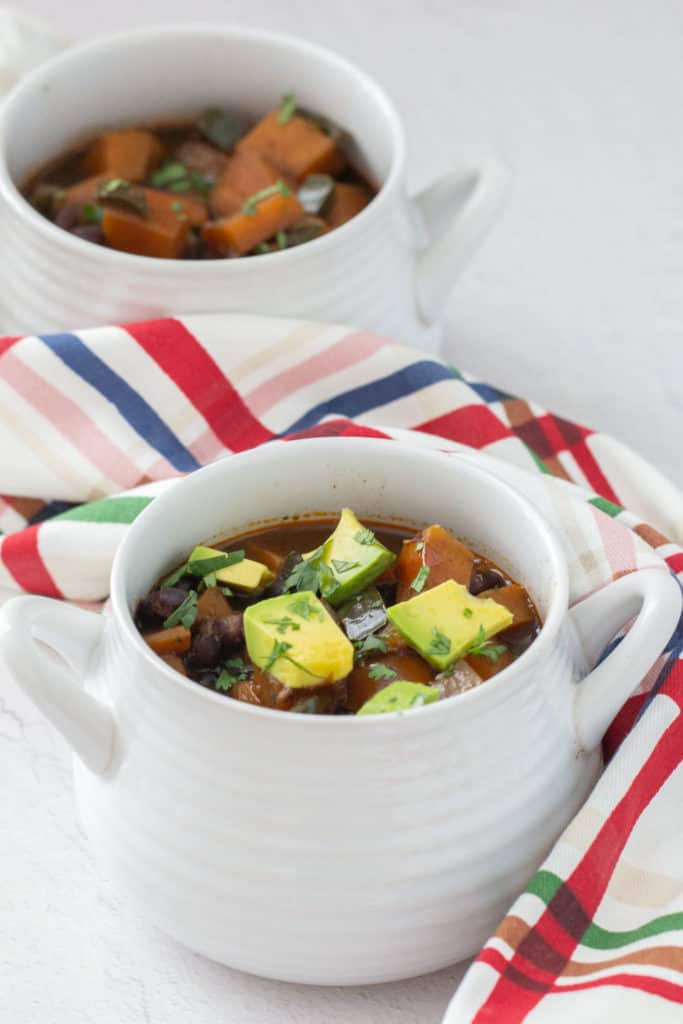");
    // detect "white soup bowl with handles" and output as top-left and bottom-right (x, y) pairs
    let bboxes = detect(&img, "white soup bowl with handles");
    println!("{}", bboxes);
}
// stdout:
(1, 438), (679, 985)
(0, 24), (507, 348)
